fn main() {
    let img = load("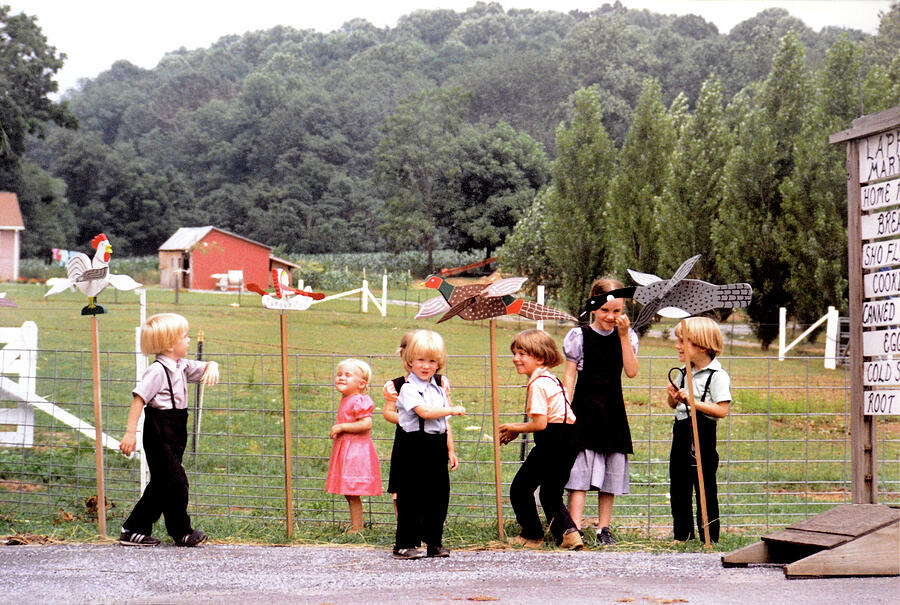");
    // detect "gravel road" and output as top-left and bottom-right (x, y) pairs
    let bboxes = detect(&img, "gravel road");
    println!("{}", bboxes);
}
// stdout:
(2, 543), (897, 604)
